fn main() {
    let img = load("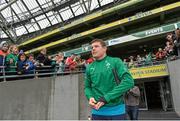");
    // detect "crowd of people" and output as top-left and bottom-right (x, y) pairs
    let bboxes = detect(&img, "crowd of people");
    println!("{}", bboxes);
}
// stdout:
(123, 28), (180, 68)
(0, 42), (95, 77)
